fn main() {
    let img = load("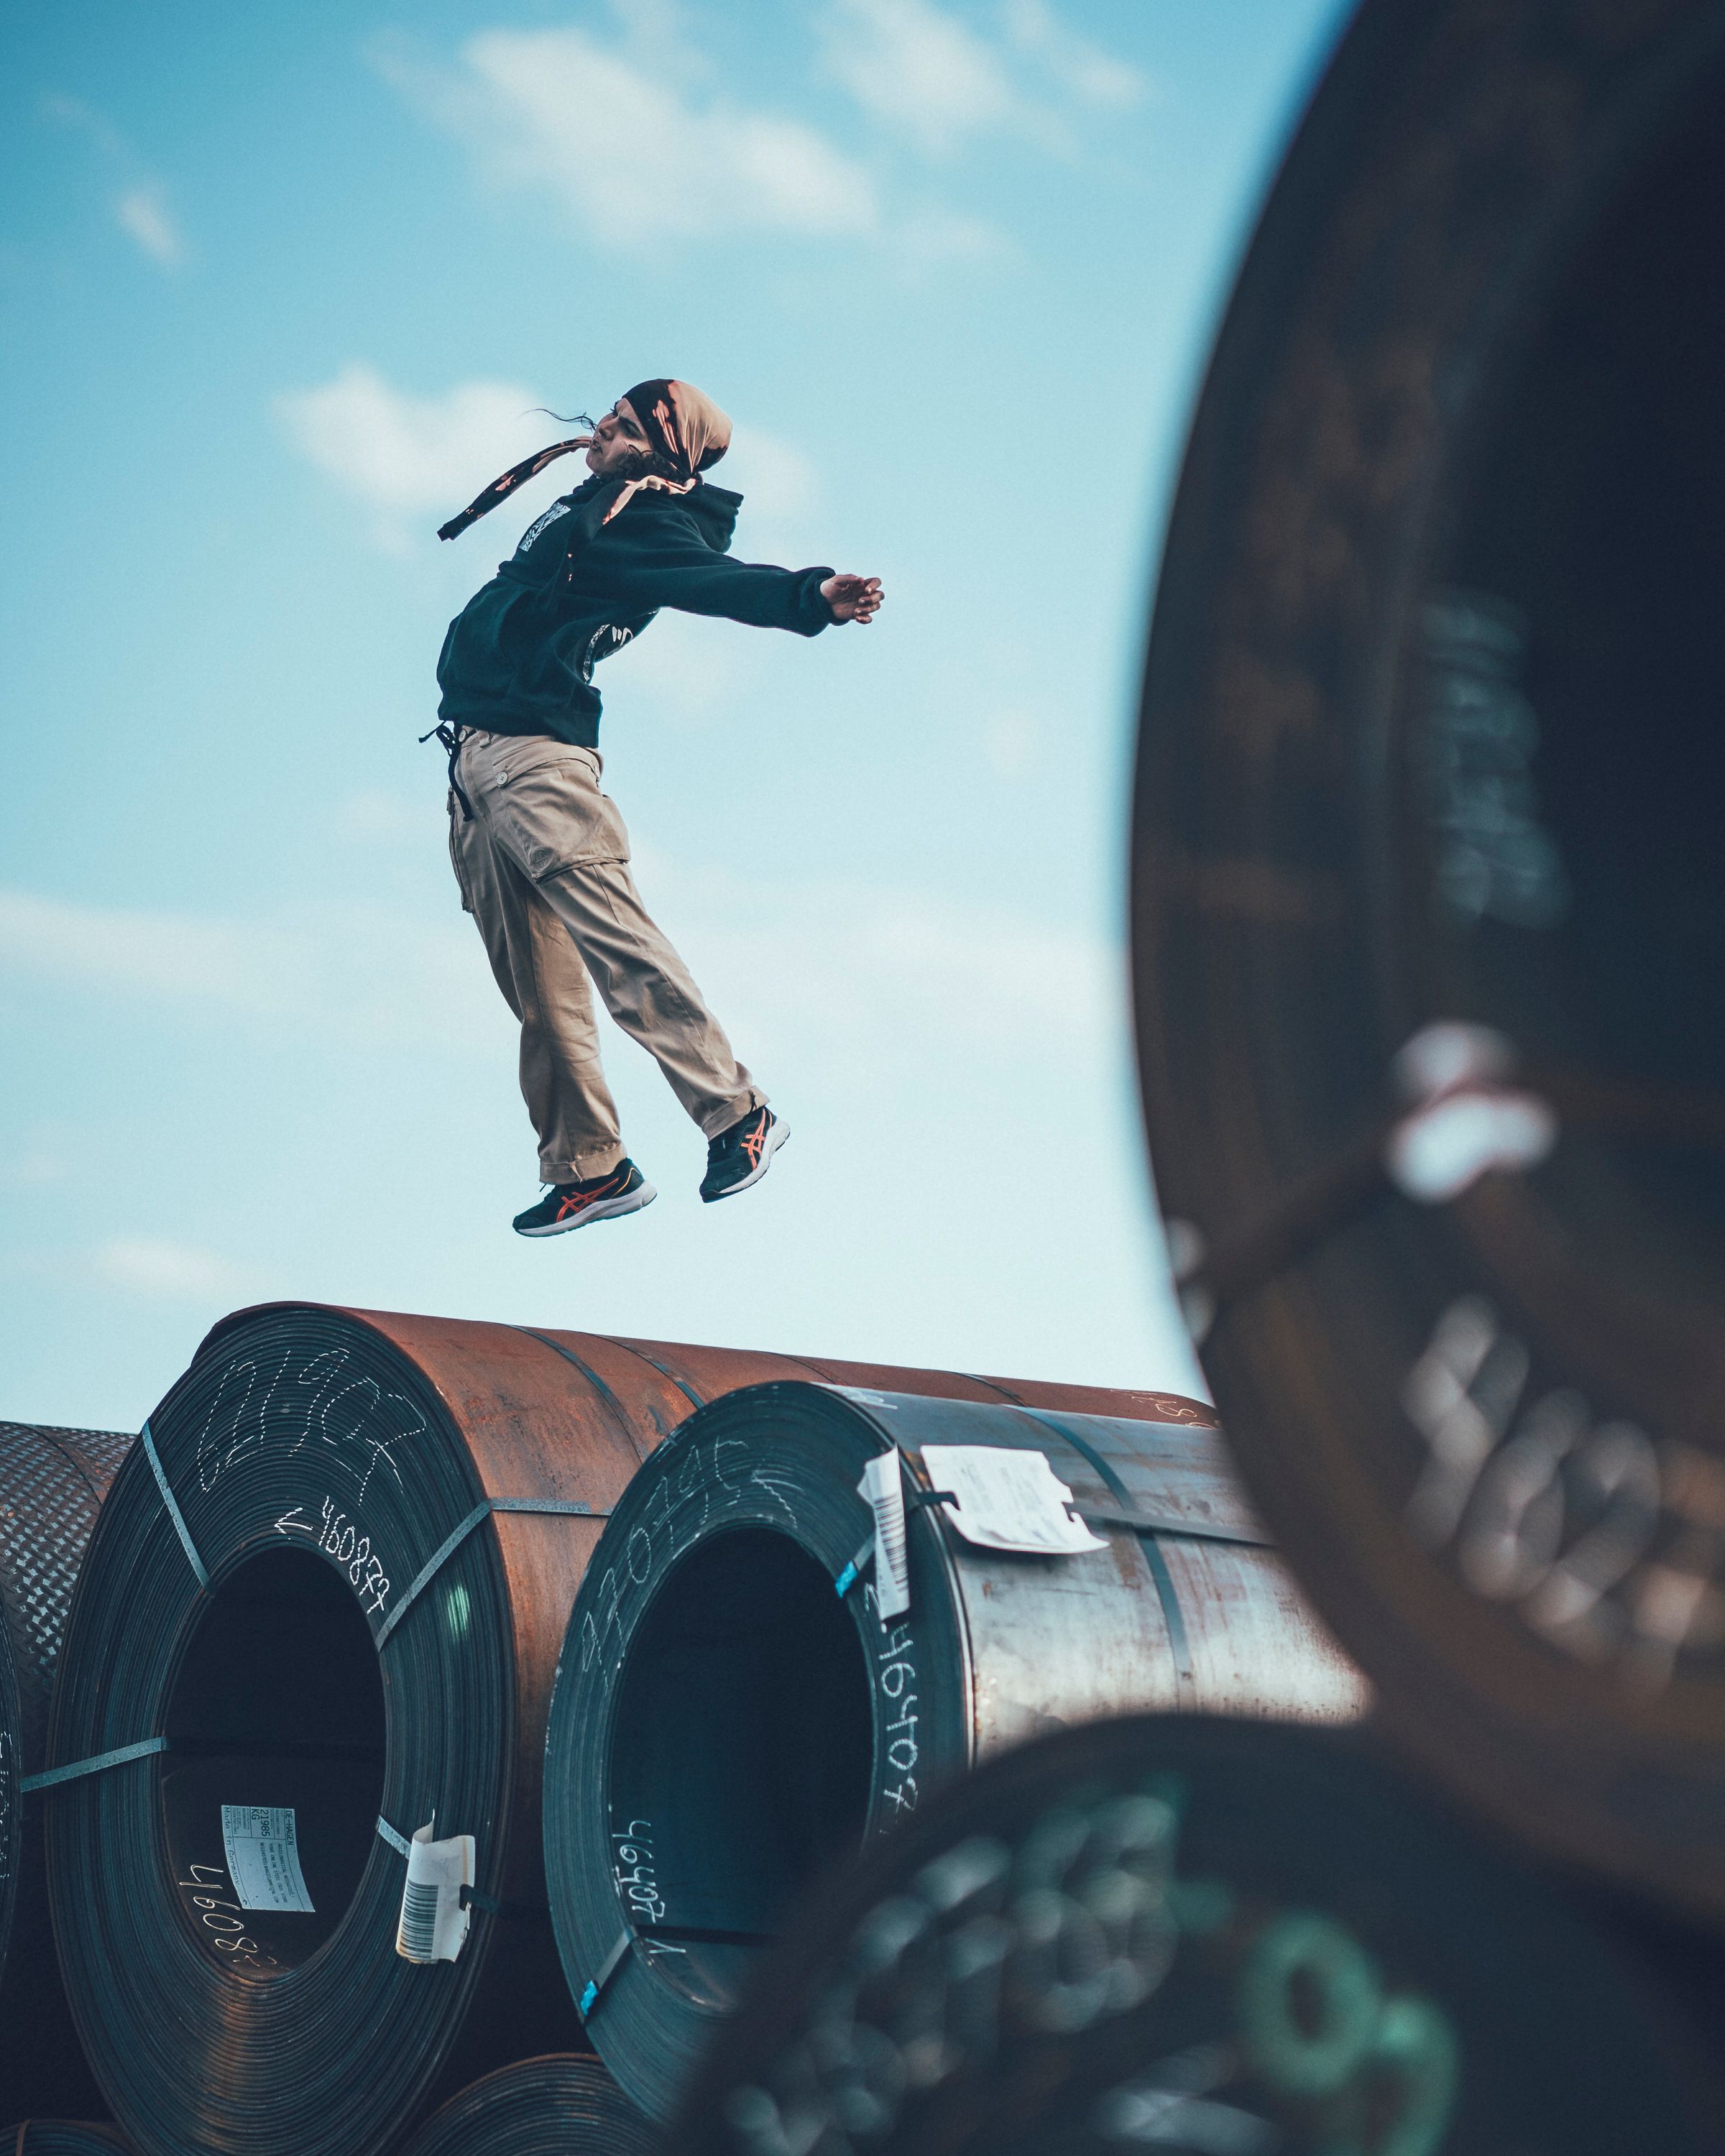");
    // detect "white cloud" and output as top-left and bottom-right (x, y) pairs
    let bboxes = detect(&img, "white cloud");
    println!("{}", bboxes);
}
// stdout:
(822, 0), (1144, 157)
(44, 94), (188, 270)
(114, 184), (185, 267)
(274, 366), (826, 558)
(724, 424), (821, 530)
(1002, 0), (1146, 111)
(635, 853), (1115, 1074)
(0, 870), (1113, 1084)
(94, 1237), (247, 1302)
(274, 364), (556, 550)
(0, 885), (492, 1050)
(372, 26), (879, 242)
(824, 0), (1018, 155)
